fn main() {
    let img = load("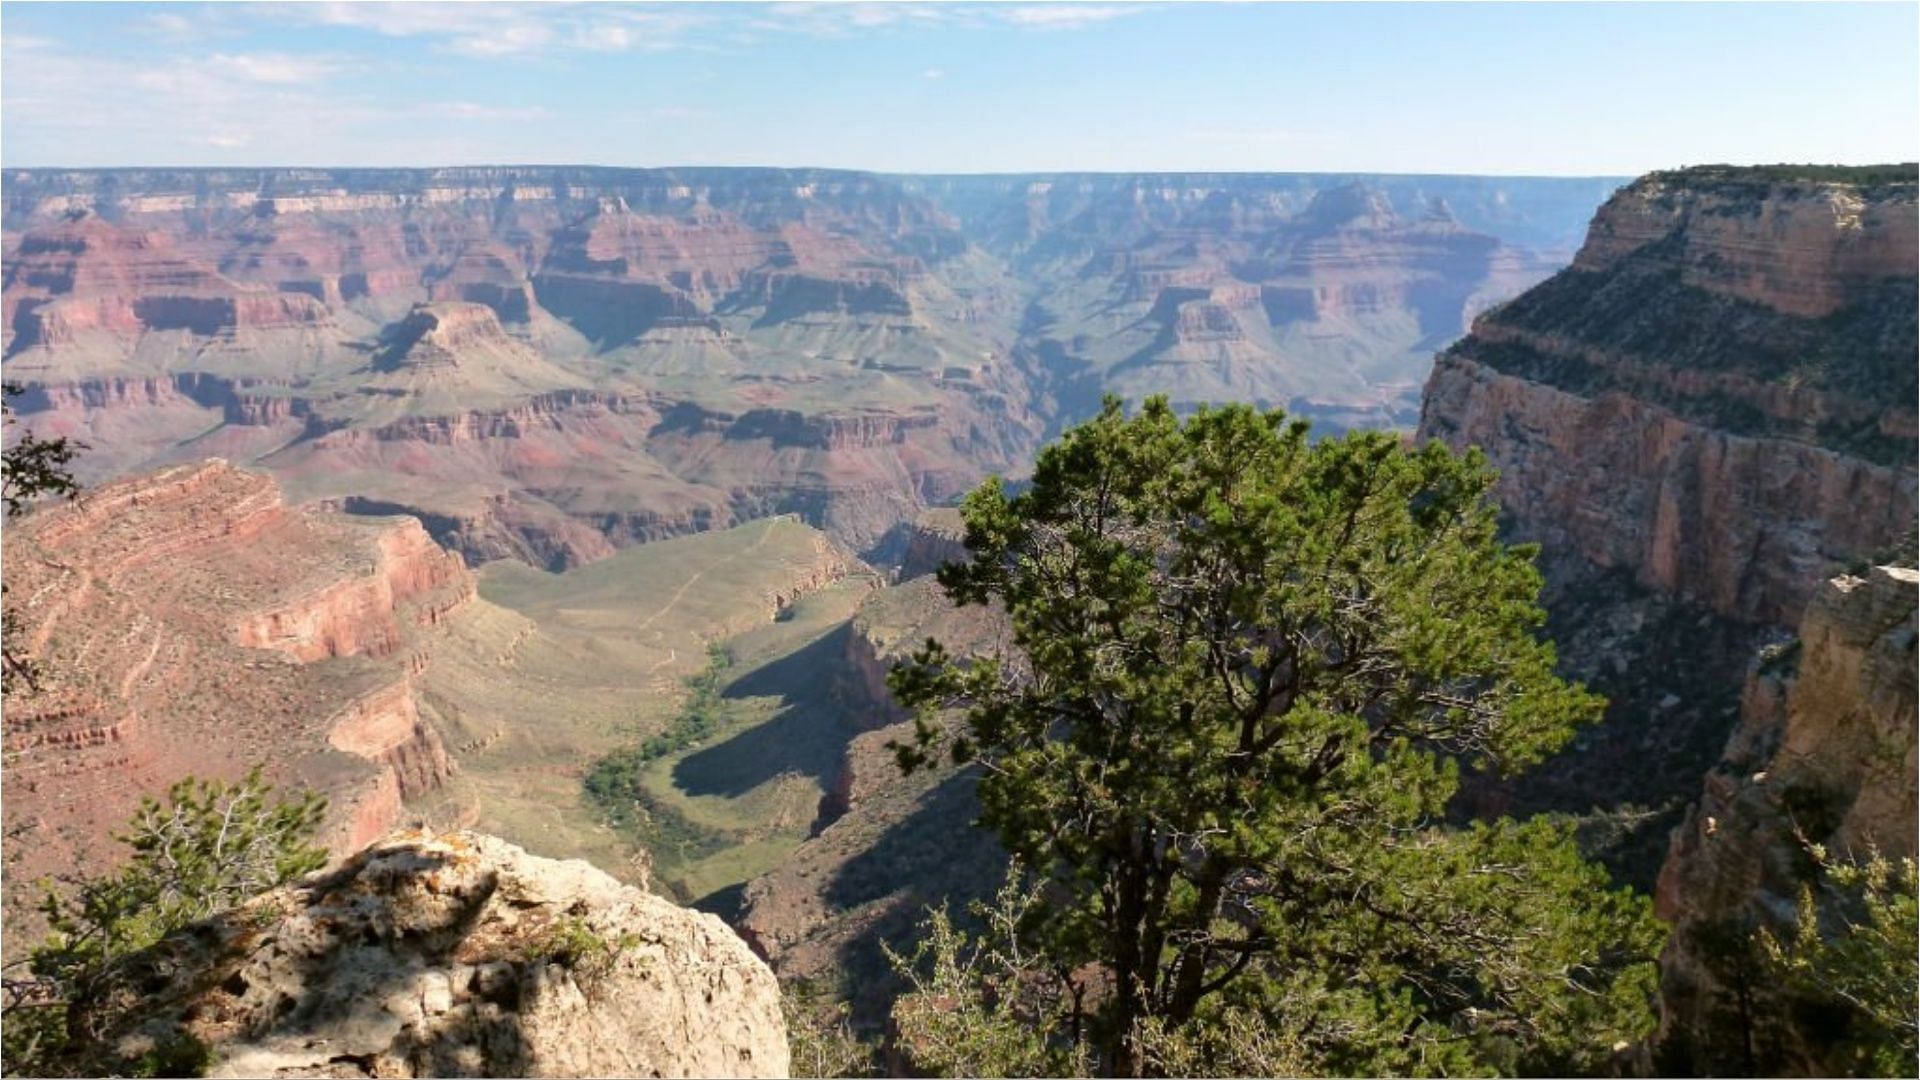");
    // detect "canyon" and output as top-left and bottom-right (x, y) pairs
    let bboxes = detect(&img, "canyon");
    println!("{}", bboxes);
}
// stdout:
(3, 162), (1914, 1075)
(2, 167), (1613, 567)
